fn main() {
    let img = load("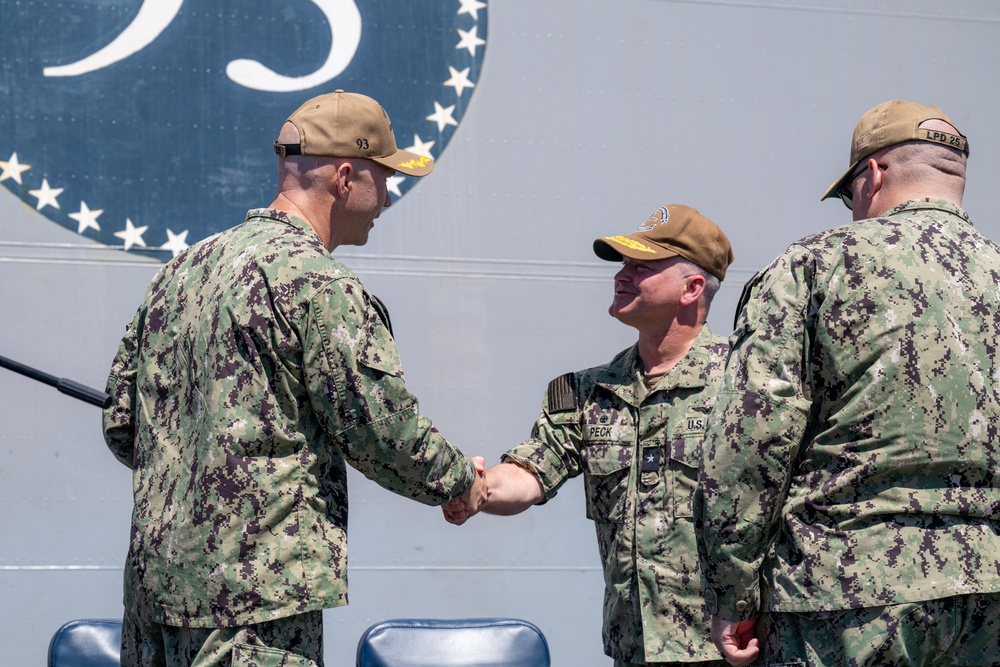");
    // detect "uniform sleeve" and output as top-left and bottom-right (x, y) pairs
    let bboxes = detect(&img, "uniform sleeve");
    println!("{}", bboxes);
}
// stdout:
(694, 246), (816, 621)
(303, 277), (475, 506)
(102, 308), (141, 469)
(502, 373), (584, 499)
